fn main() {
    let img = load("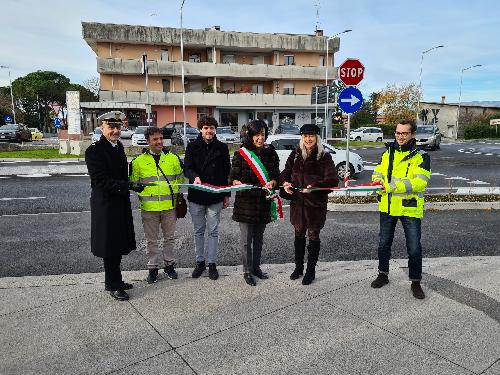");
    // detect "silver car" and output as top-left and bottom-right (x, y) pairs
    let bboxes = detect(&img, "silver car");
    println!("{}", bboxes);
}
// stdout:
(416, 126), (441, 150)
(216, 127), (240, 143)
(172, 127), (199, 145)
